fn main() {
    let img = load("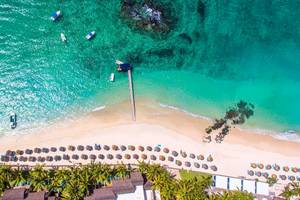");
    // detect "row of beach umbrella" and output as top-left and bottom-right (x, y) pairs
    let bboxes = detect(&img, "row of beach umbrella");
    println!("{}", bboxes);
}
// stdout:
(4, 144), (214, 162)
(1, 152), (218, 171)
(247, 170), (300, 181)
(250, 163), (300, 173)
